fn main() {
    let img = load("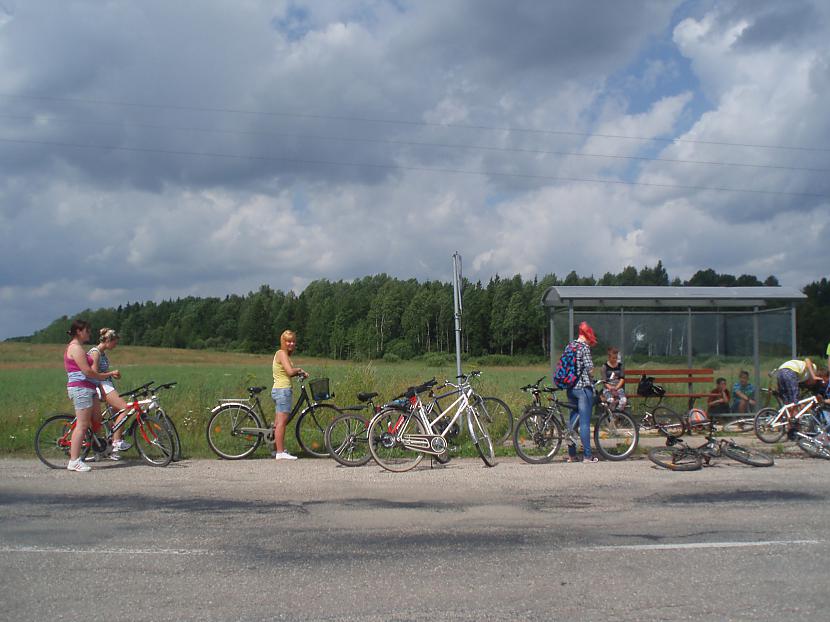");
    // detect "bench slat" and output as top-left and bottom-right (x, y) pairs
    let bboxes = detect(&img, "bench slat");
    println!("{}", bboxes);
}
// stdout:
(631, 368), (713, 376)
(630, 376), (713, 384)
